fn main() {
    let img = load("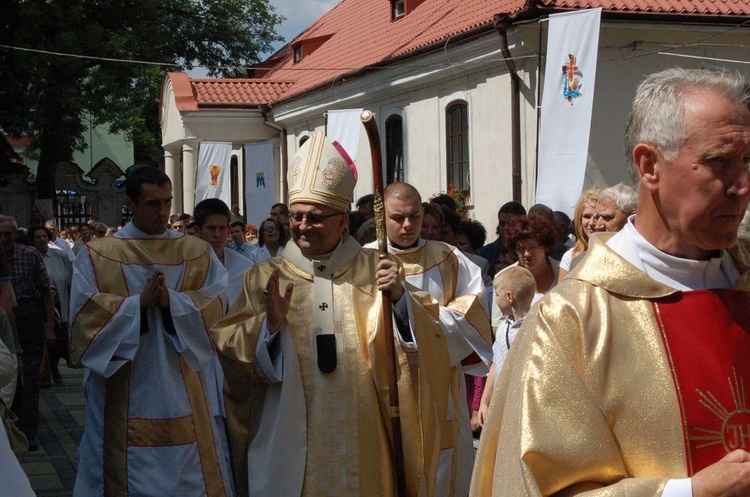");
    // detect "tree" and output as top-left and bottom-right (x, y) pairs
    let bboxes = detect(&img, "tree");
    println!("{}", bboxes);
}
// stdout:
(0, 0), (283, 201)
